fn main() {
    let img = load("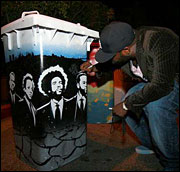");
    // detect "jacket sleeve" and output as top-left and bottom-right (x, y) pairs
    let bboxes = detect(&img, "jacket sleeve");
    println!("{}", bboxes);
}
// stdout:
(124, 31), (178, 113)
